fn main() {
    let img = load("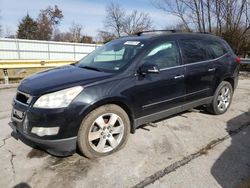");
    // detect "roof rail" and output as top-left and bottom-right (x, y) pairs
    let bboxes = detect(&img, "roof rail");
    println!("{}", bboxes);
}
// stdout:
(136, 30), (181, 36)
(194, 31), (212, 34)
